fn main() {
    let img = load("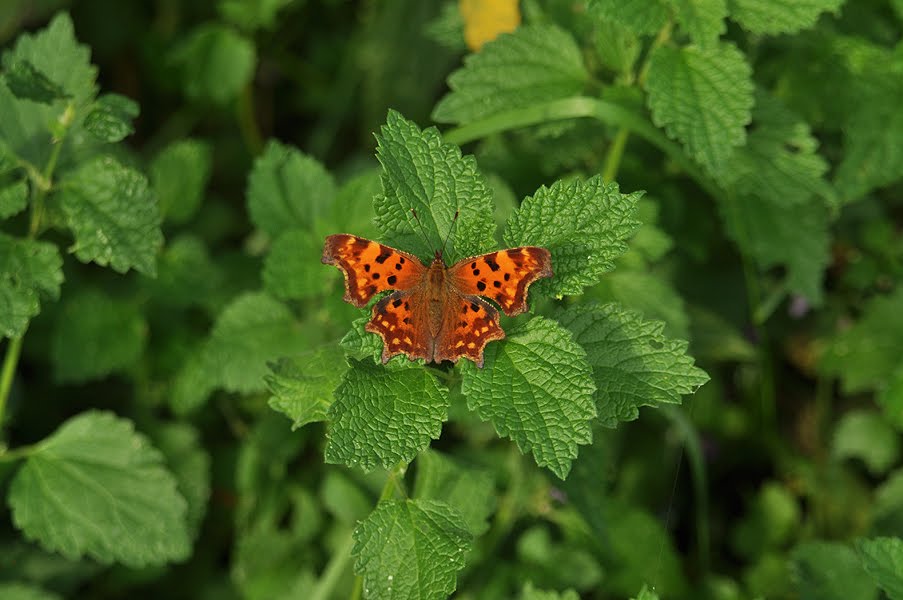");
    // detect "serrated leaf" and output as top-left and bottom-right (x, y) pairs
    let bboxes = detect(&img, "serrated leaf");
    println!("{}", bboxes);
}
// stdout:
(792, 541), (877, 600)
(218, 0), (296, 31)
(820, 288), (903, 393)
(50, 288), (146, 384)
(1, 58), (69, 104)
(503, 176), (641, 298)
(728, 0), (845, 35)
(147, 422), (211, 538)
(461, 316), (596, 479)
(432, 24), (587, 124)
(171, 24), (256, 104)
(373, 110), (496, 263)
(58, 156), (163, 276)
(150, 138), (212, 224)
(558, 303), (709, 427)
(0, 179), (28, 219)
(352, 499), (472, 600)
(83, 93), (138, 142)
(592, 270), (690, 340)
(340, 316), (385, 363)
(0, 583), (62, 600)
(263, 229), (337, 300)
(673, 0), (727, 48)
(8, 411), (190, 567)
(857, 537), (903, 600)
(833, 410), (900, 476)
(588, 0), (672, 34)
(0, 233), (63, 339)
(413, 450), (495, 535)
(247, 140), (336, 238)
(646, 43), (753, 174)
(326, 359), (448, 471)
(266, 345), (347, 429)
